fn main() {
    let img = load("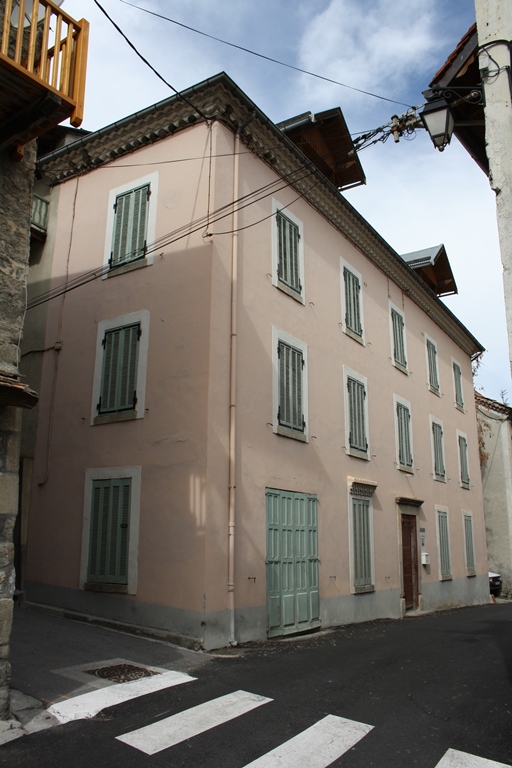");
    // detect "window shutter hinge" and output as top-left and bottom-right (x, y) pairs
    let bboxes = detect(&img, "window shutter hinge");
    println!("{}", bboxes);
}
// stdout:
(97, 397), (102, 413)
(137, 326), (142, 339)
